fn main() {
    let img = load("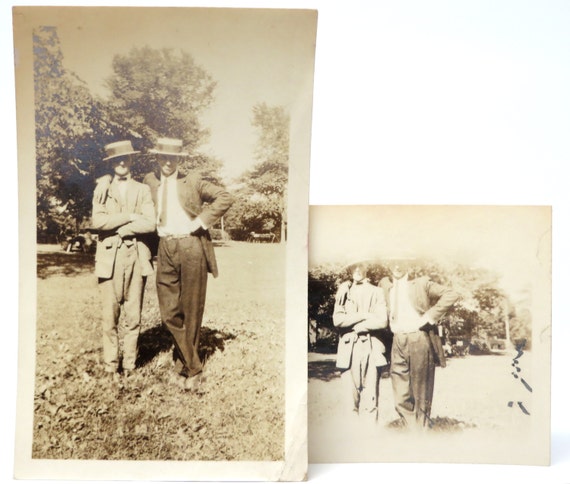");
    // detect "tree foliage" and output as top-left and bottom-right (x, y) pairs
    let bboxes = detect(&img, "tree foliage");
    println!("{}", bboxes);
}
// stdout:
(34, 34), (223, 242)
(34, 27), (120, 242)
(224, 103), (289, 241)
(105, 46), (218, 177)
